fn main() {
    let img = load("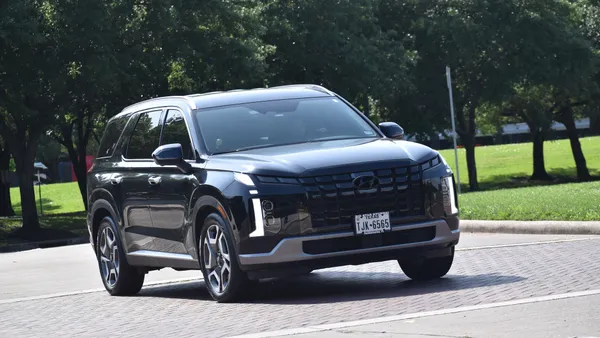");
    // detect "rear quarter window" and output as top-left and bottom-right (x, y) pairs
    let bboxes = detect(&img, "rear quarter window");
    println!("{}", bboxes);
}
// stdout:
(96, 117), (128, 158)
